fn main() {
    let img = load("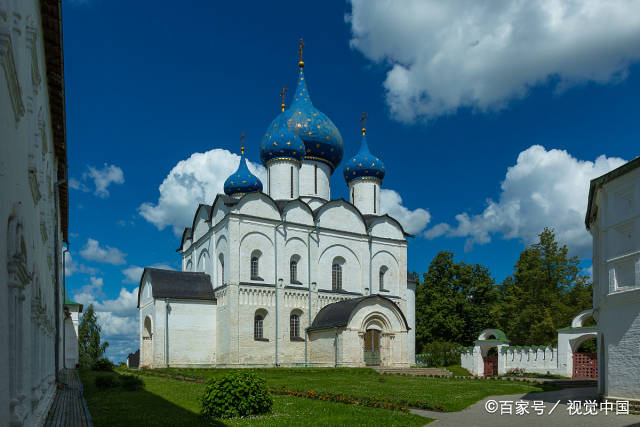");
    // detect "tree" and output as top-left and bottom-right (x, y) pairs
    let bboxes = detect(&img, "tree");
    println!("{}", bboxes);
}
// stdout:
(415, 251), (499, 350)
(496, 227), (592, 345)
(78, 304), (109, 367)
